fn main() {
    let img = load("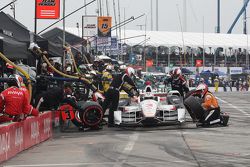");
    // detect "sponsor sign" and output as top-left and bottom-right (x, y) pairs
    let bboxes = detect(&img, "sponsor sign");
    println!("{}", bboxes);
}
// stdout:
(93, 37), (112, 48)
(230, 67), (243, 74)
(0, 112), (52, 163)
(36, 0), (60, 19)
(196, 60), (203, 67)
(82, 16), (97, 37)
(146, 60), (154, 67)
(98, 16), (112, 37)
